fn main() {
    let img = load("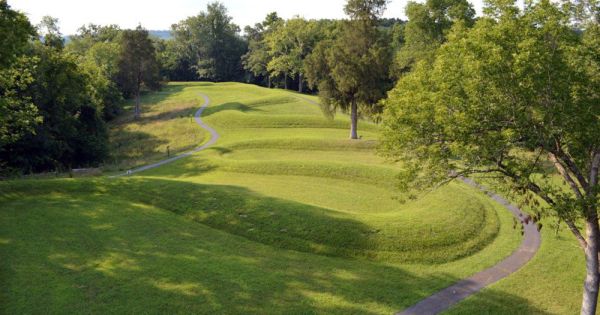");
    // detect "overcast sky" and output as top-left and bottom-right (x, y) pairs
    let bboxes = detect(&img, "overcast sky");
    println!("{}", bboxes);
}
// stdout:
(9, 0), (487, 35)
